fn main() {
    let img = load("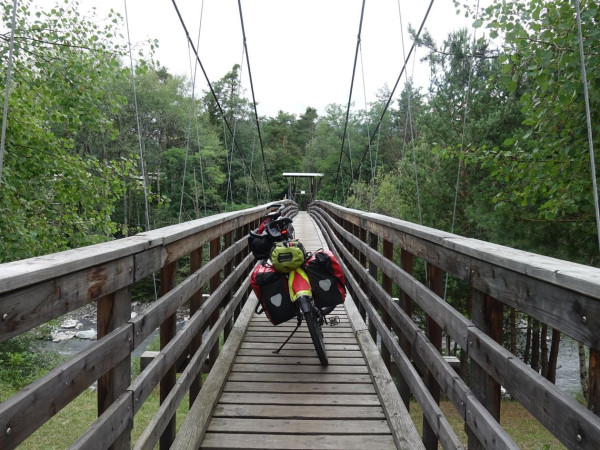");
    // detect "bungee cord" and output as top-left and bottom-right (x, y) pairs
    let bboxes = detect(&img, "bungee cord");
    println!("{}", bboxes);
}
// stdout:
(0, 0), (18, 189)
(575, 0), (600, 254)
